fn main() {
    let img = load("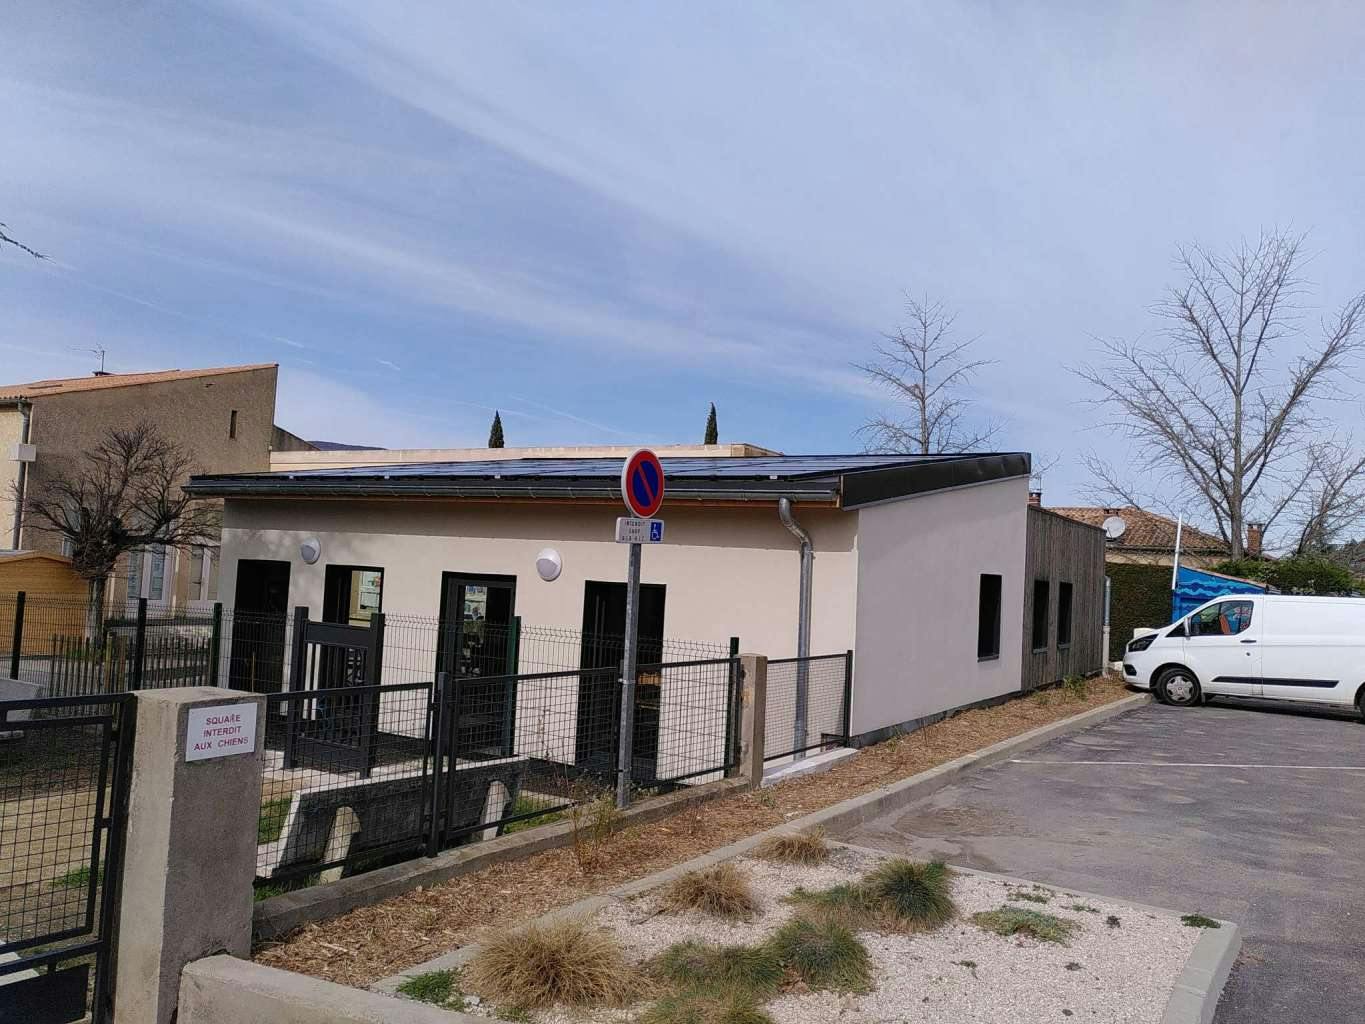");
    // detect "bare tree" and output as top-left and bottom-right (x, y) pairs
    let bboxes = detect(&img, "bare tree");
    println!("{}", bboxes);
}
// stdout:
(0, 222), (46, 259)
(857, 294), (999, 454)
(17, 423), (219, 634)
(1077, 230), (1365, 557)
(1291, 439), (1365, 554)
